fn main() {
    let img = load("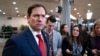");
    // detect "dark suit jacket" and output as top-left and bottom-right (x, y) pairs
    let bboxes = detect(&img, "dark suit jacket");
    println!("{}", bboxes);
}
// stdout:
(61, 38), (72, 56)
(2, 28), (50, 56)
